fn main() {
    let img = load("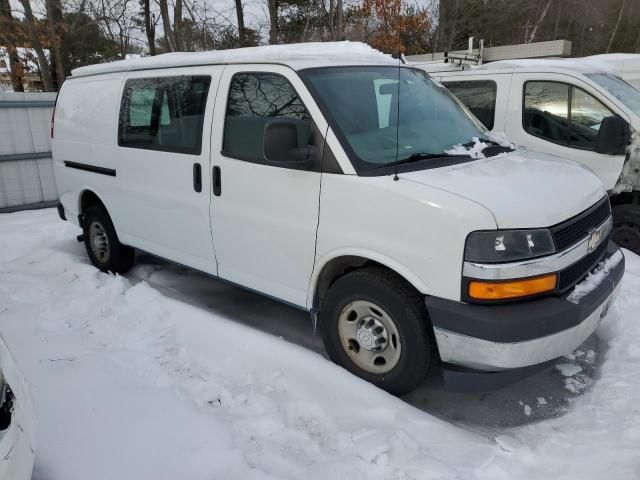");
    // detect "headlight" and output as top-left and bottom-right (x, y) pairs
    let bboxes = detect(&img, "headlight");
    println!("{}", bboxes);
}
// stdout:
(465, 229), (555, 263)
